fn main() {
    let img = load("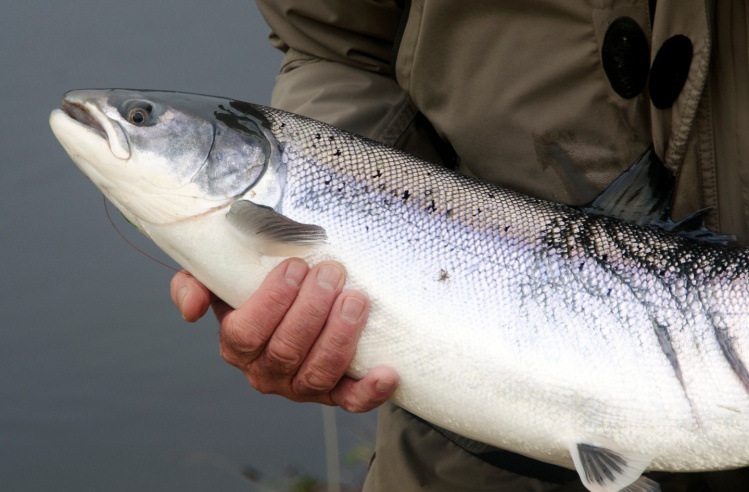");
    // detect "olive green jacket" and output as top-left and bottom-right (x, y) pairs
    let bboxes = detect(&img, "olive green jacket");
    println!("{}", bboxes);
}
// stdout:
(257, 0), (749, 242)
(255, 0), (749, 489)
